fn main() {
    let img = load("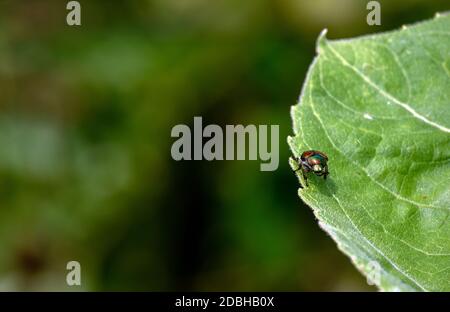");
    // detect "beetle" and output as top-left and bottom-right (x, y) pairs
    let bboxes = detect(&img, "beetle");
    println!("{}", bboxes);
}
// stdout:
(291, 150), (329, 188)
